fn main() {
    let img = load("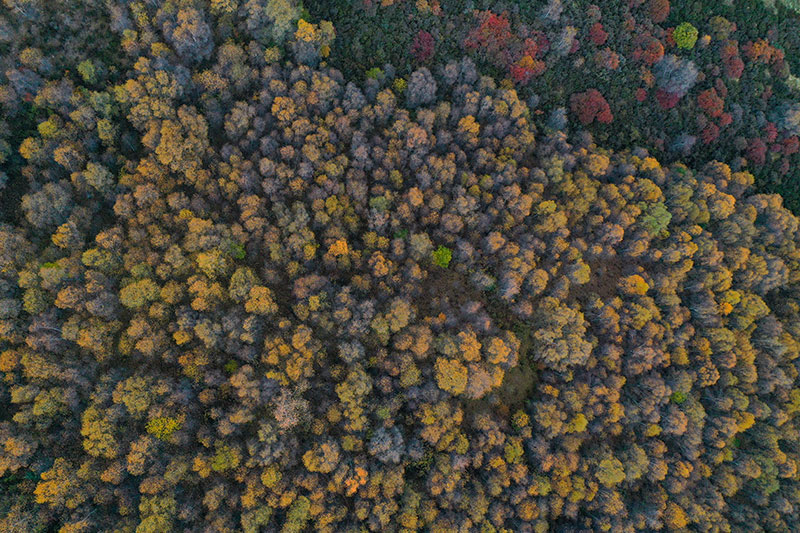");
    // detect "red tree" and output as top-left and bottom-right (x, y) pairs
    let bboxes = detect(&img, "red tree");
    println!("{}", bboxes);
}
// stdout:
(697, 88), (724, 118)
(463, 11), (513, 54)
(655, 89), (680, 110)
(570, 89), (613, 125)
(746, 138), (767, 165)
(701, 123), (720, 145)
(632, 35), (664, 66)
(721, 42), (744, 80)
(411, 30), (435, 63)
(764, 122), (778, 143)
(589, 23), (608, 46)
(647, 0), (670, 23)
(782, 136), (799, 156)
